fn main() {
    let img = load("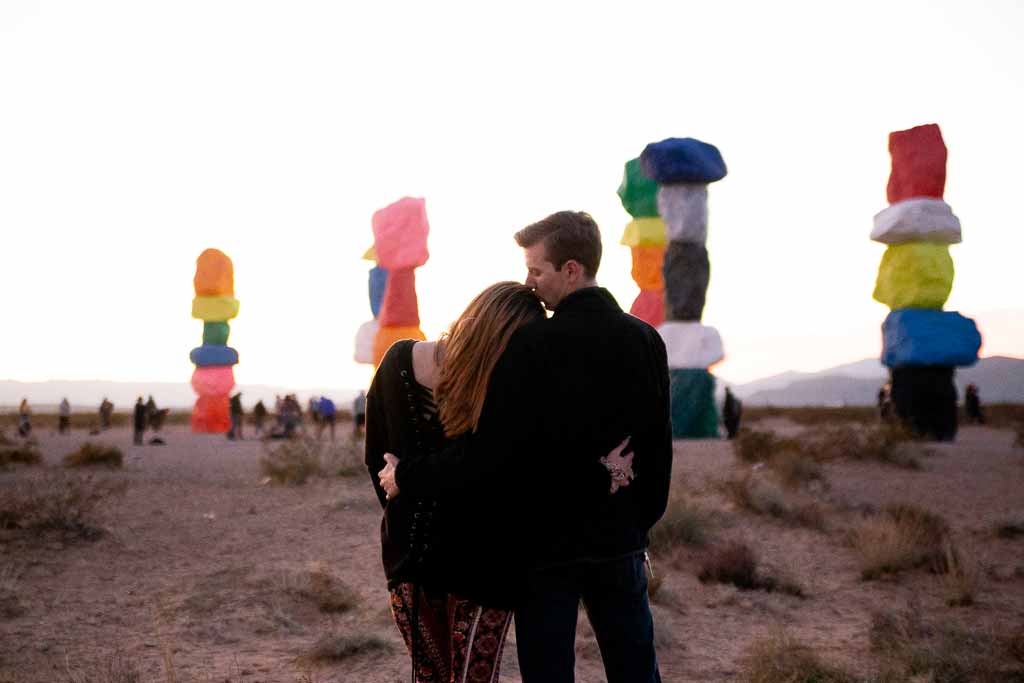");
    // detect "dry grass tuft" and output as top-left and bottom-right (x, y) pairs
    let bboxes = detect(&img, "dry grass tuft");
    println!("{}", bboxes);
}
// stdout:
(722, 472), (826, 531)
(804, 423), (922, 469)
(260, 439), (362, 485)
(62, 649), (142, 683)
(0, 564), (25, 620)
(0, 471), (125, 539)
(853, 504), (949, 580)
(740, 631), (857, 683)
(940, 539), (977, 607)
(769, 451), (825, 490)
(869, 607), (1023, 682)
(996, 520), (1024, 540)
(733, 429), (802, 464)
(698, 542), (760, 590)
(302, 630), (392, 662)
(305, 562), (359, 613)
(648, 498), (712, 553)
(744, 406), (878, 426)
(0, 445), (42, 469)
(64, 443), (123, 469)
